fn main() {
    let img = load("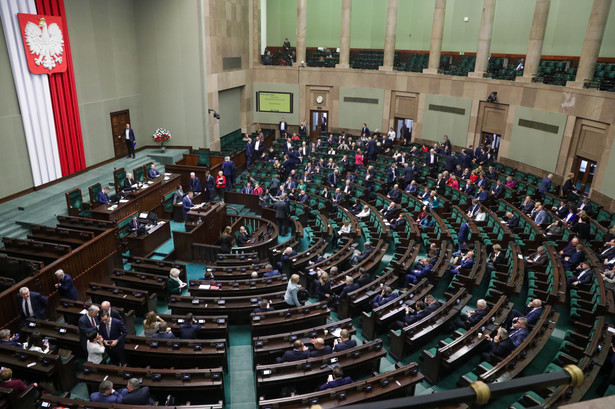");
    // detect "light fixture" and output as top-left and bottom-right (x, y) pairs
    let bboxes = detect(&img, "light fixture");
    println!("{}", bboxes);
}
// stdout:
(208, 109), (220, 119)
